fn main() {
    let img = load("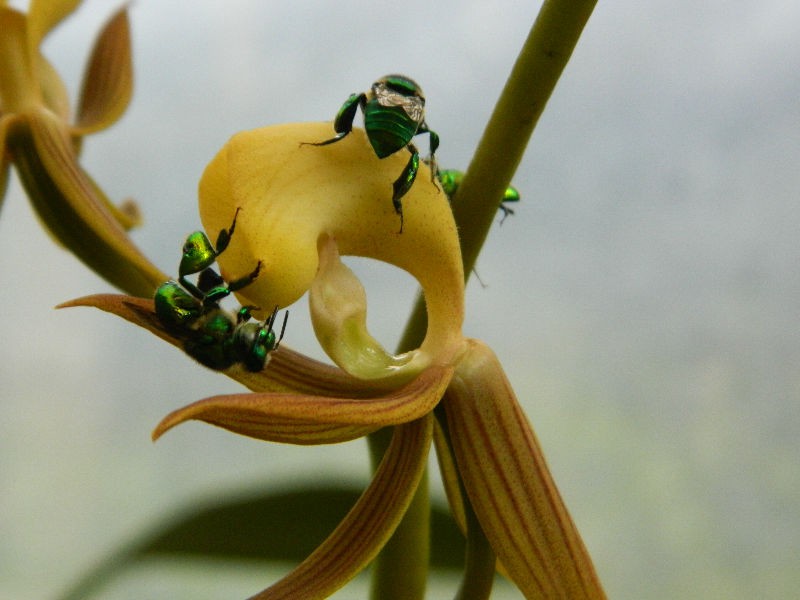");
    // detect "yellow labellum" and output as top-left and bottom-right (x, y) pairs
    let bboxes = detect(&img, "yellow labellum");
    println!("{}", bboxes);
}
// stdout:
(198, 122), (467, 379)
